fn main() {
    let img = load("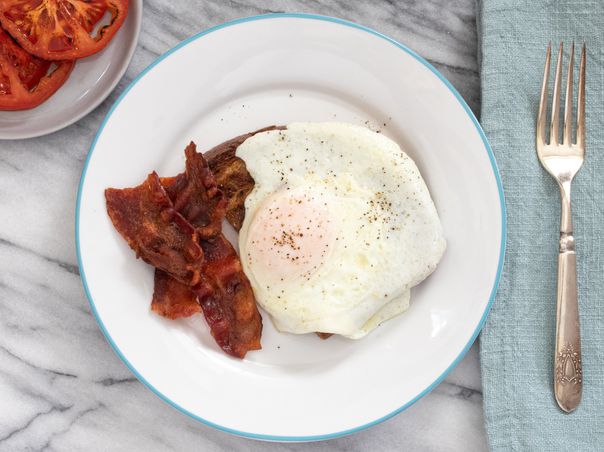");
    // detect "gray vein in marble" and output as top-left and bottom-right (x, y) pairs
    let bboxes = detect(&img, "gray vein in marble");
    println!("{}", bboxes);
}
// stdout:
(136, 43), (162, 61)
(0, 346), (78, 380)
(0, 404), (72, 443)
(435, 381), (484, 404)
(38, 404), (104, 452)
(428, 59), (479, 77)
(0, 156), (20, 172)
(0, 238), (79, 276)
(95, 377), (138, 387)
(228, 0), (284, 14)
